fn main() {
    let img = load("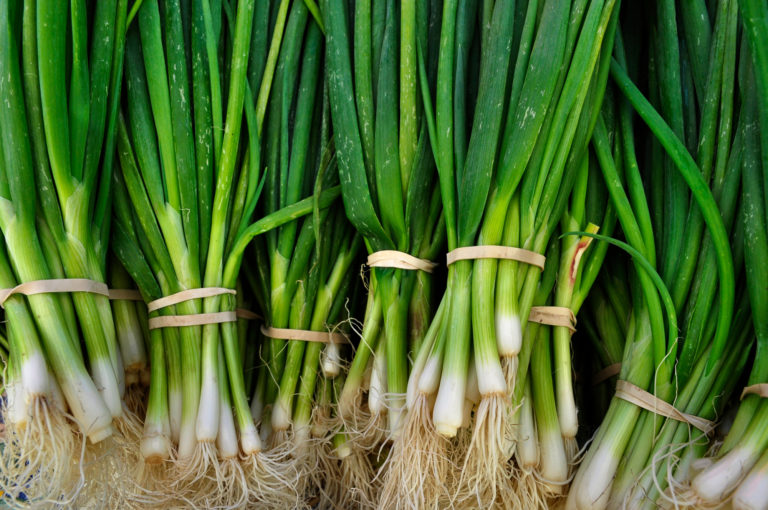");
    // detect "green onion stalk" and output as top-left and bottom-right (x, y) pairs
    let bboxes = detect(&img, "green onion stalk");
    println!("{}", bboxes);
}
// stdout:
(567, 5), (742, 504)
(0, 237), (81, 505)
(686, 3), (768, 507)
(0, 0), (128, 462)
(324, 0), (445, 457)
(405, 0), (618, 504)
(245, 2), (363, 501)
(118, 0), (254, 494)
(28, 0), (131, 427)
